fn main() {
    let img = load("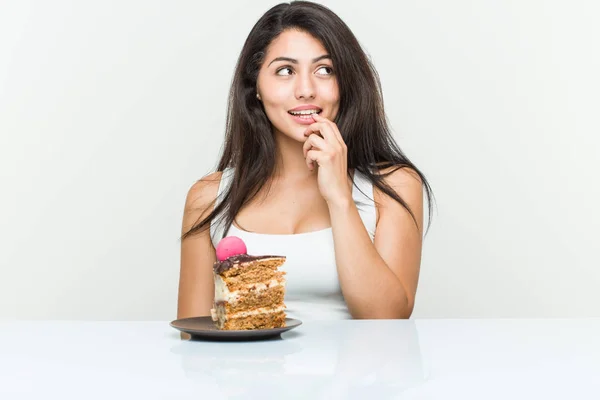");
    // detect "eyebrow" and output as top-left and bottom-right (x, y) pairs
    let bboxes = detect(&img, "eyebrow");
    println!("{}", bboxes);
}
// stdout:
(267, 54), (332, 67)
